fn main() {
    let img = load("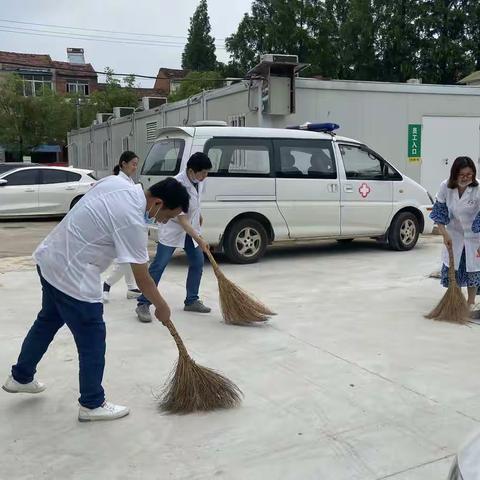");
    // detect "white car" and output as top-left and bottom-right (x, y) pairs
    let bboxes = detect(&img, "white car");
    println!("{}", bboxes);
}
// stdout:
(0, 166), (97, 218)
(139, 122), (434, 263)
